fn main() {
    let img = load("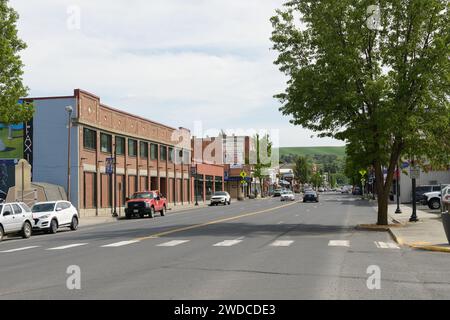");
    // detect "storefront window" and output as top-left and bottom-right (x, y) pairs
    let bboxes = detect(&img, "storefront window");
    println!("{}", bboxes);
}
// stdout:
(205, 175), (213, 200)
(215, 177), (223, 192)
